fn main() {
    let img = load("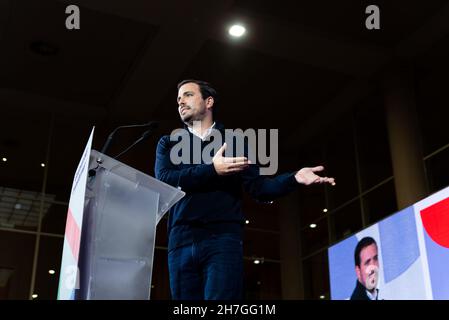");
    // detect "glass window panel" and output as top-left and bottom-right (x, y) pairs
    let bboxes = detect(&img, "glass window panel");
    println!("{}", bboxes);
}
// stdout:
(354, 99), (393, 191)
(244, 229), (280, 261)
(0, 231), (36, 299)
(323, 118), (359, 209)
(0, 111), (49, 196)
(302, 251), (329, 300)
(416, 68), (449, 155)
(299, 186), (326, 226)
(425, 148), (449, 194)
(363, 180), (397, 225)
(298, 140), (327, 226)
(0, 187), (48, 232)
(244, 260), (281, 300)
(300, 217), (329, 256)
(33, 235), (63, 300)
(332, 199), (363, 242)
(41, 202), (68, 235)
(242, 193), (280, 231)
